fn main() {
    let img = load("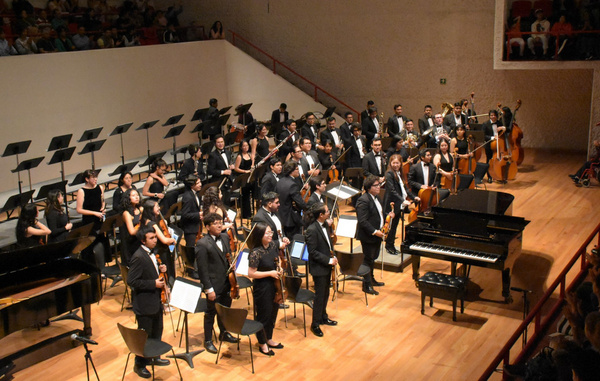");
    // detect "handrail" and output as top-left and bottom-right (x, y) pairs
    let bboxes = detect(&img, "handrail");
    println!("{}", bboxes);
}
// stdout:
(480, 222), (600, 380)
(228, 30), (359, 117)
